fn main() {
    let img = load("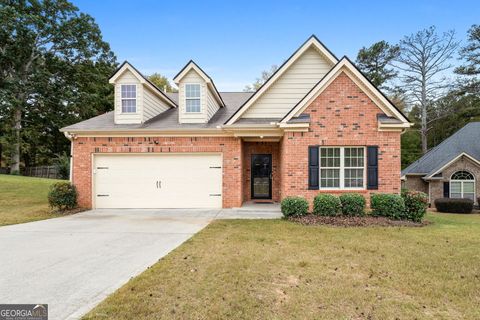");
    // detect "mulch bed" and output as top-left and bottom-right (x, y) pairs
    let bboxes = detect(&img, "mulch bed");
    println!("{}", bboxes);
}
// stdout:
(288, 215), (430, 227)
